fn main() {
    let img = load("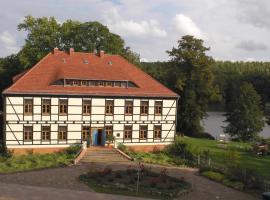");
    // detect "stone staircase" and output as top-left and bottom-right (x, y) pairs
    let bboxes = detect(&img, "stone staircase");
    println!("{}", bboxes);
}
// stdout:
(80, 147), (131, 163)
